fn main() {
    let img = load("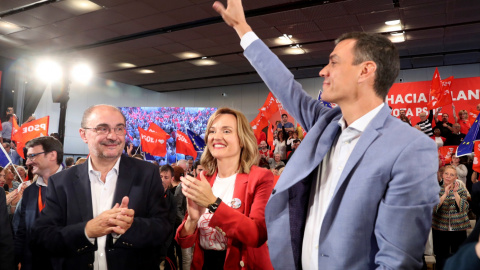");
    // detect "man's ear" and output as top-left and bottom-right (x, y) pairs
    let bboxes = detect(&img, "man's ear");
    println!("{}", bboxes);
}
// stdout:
(358, 61), (377, 83)
(49, 151), (58, 162)
(79, 128), (88, 143)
